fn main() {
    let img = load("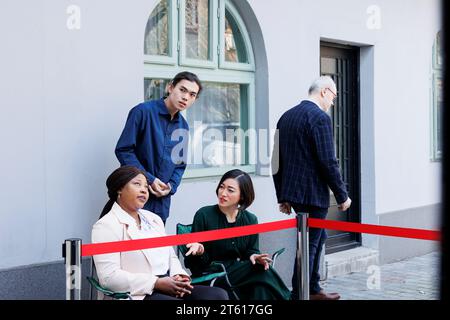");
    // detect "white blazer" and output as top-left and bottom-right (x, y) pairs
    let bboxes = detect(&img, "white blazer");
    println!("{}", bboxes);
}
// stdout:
(91, 202), (188, 300)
